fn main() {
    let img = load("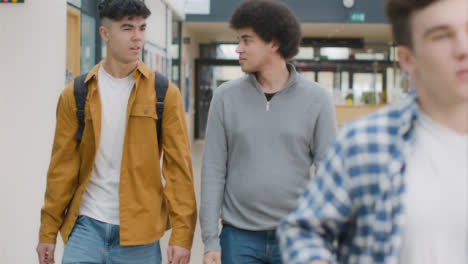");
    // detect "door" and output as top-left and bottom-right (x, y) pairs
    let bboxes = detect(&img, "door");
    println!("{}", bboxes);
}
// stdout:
(66, 5), (81, 84)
